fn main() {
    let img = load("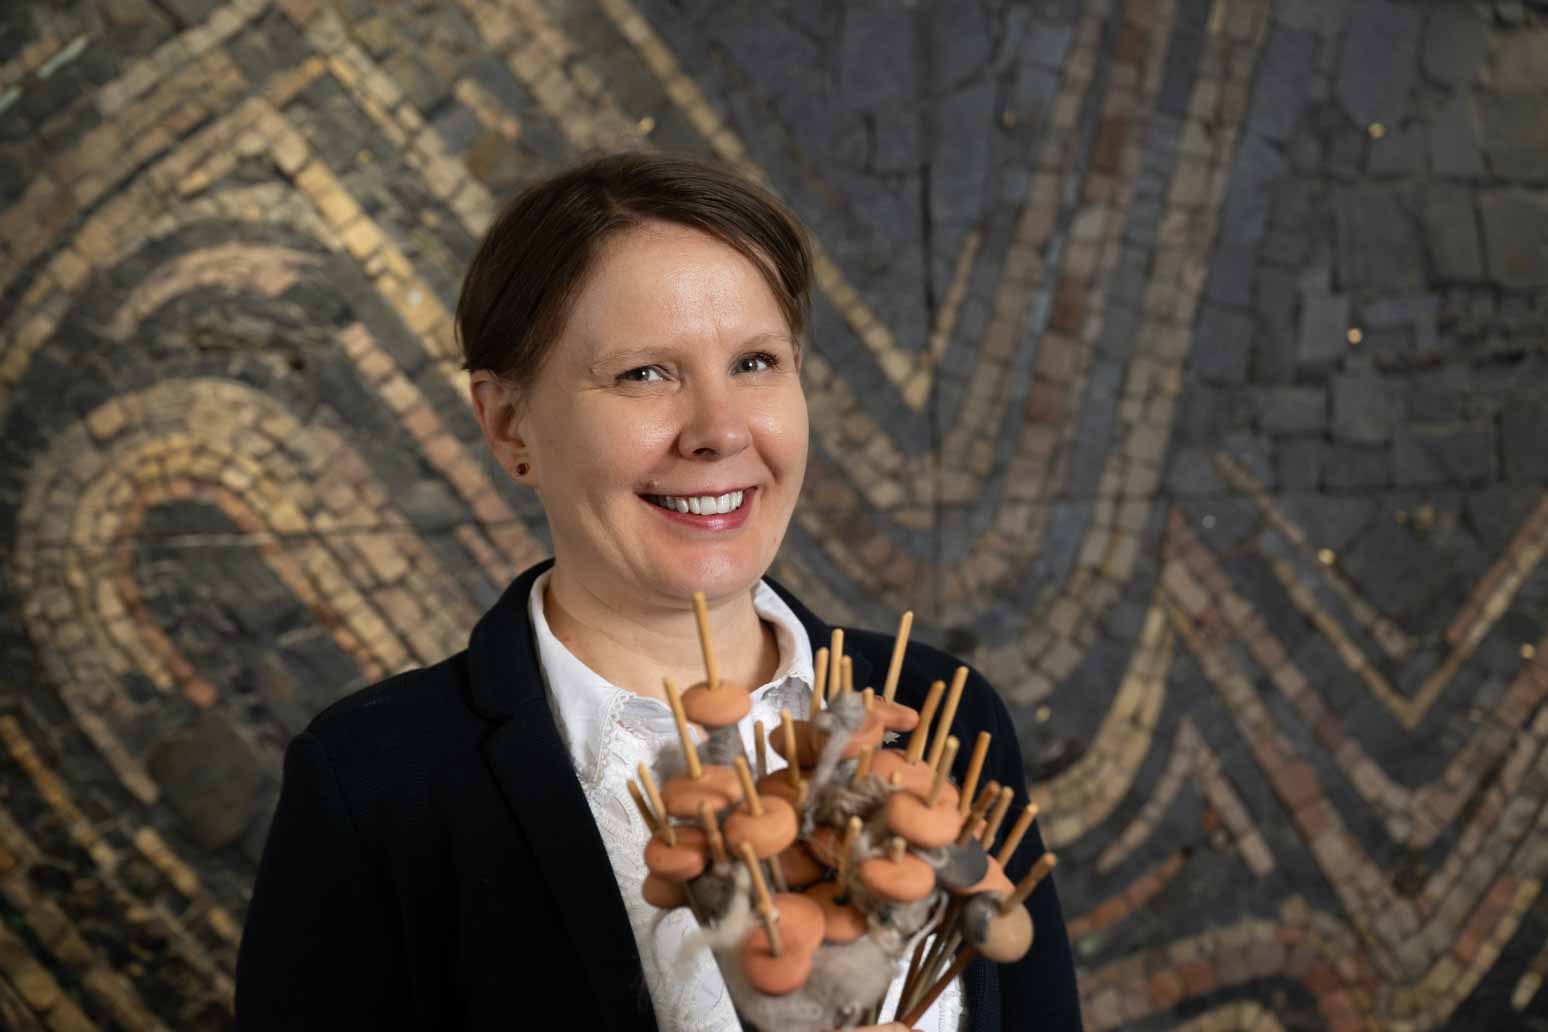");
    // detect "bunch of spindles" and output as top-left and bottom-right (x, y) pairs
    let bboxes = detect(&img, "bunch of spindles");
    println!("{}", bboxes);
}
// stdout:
(627, 593), (1058, 1030)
